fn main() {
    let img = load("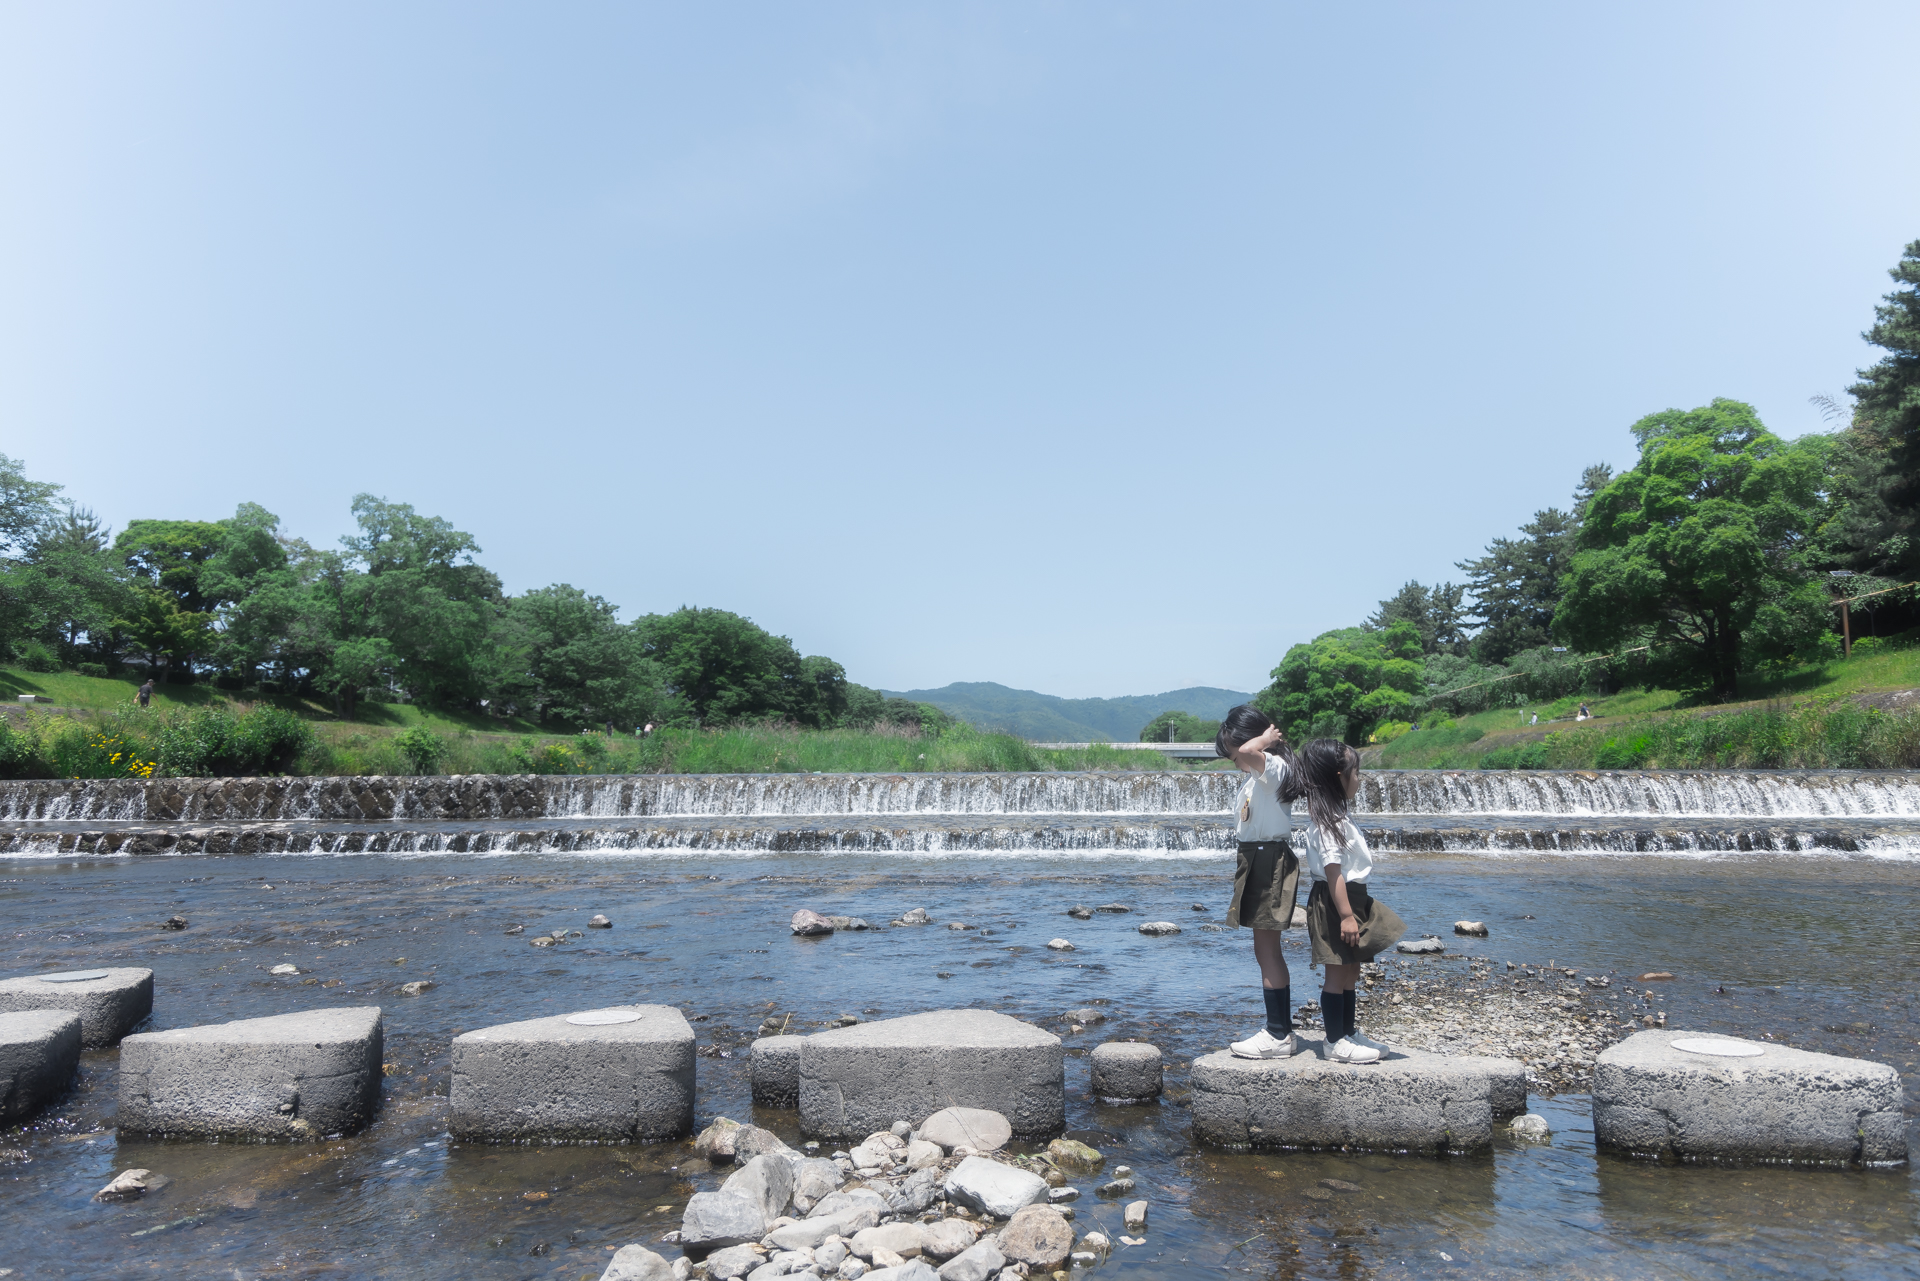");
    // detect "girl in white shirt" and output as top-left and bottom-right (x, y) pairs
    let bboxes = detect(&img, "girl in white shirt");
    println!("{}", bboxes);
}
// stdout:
(1214, 705), (1304, 1059)
(1296, 738), (1408, 1064)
